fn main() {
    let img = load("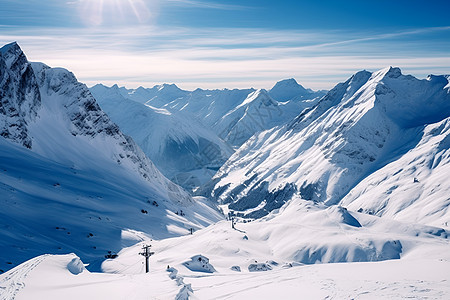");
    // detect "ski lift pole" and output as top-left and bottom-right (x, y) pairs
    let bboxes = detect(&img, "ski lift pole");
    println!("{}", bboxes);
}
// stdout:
(139, 244), (155, 273)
